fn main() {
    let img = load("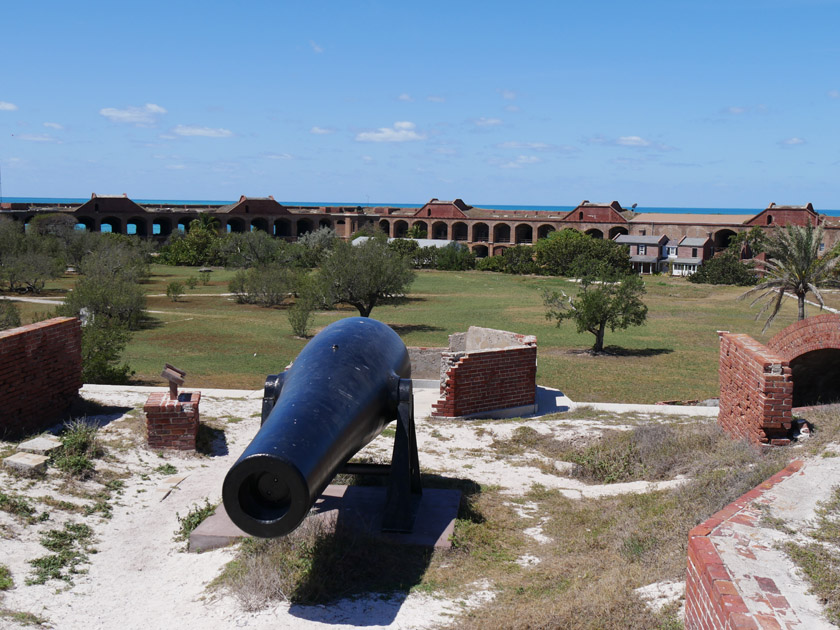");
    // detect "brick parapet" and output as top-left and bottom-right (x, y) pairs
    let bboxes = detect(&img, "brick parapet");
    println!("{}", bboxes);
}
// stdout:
(144, 391), (201, 450)
(0, 317), (82, 438)
(432, 341), (537, 418)
(685, 461), (805, 630)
